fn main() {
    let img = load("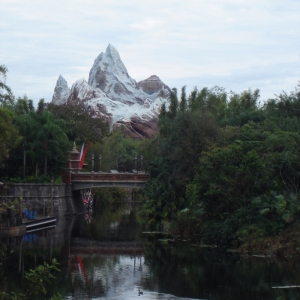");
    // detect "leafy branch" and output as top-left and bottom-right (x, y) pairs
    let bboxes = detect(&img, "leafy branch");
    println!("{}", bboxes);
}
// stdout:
(0, 259), (62, 300)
